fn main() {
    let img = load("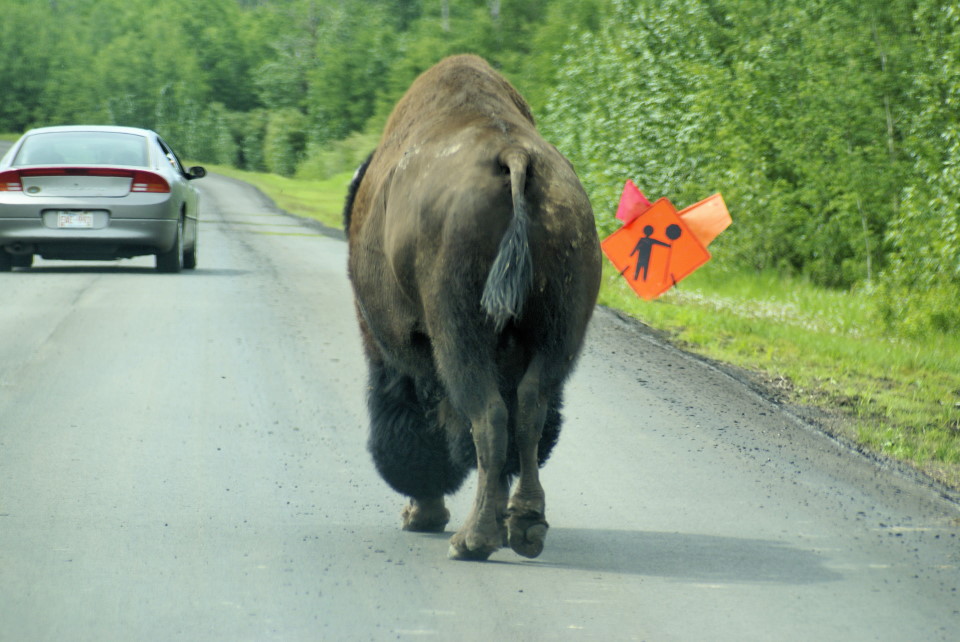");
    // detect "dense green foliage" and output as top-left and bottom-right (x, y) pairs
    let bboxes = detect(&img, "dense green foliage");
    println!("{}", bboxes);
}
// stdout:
(1, 0), (958, 334)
